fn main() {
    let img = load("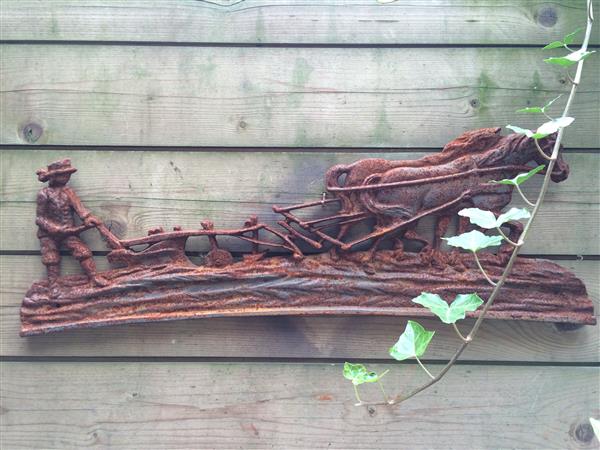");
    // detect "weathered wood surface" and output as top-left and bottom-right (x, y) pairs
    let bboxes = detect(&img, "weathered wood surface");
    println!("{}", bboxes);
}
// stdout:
(2, 150), (598, 254)
(1, 362), (598, 449)
(3, 256), (598, 360)
(1, 46), (599, 148)
(1, 0), (598, 45)
(1, 2), (599, 448)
